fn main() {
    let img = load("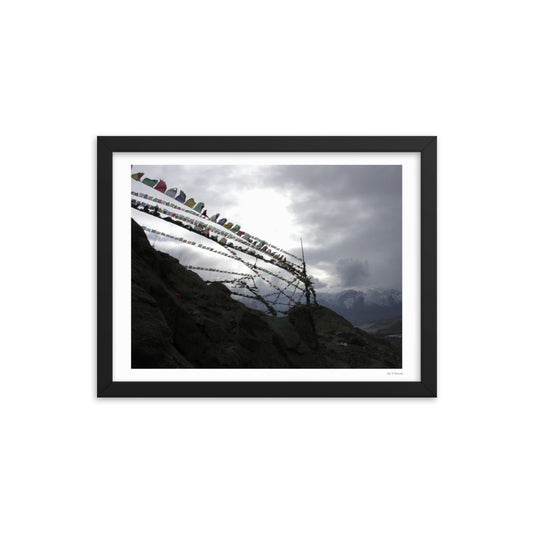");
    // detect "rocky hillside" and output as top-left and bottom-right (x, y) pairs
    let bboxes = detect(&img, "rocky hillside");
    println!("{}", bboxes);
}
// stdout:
(132, 219), (401, 368)
(359, 317), (402, 336)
